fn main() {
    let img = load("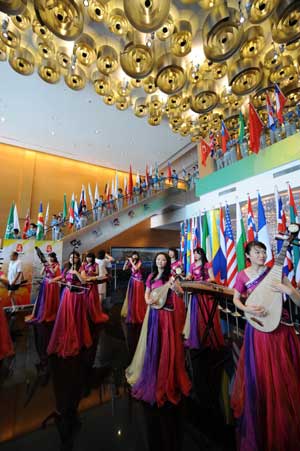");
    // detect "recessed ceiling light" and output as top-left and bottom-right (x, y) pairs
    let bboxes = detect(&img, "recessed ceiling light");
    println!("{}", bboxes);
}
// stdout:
(0, 116), (6, 123)
(95, 130), (100, 134)
(51, 130), (55, 136)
